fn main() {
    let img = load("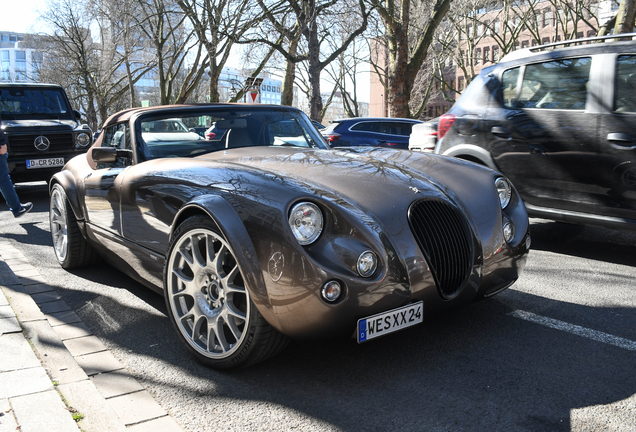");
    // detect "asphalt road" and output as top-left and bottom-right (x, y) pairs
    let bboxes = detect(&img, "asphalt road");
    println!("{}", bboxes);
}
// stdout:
(2, 181), (635, 432)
